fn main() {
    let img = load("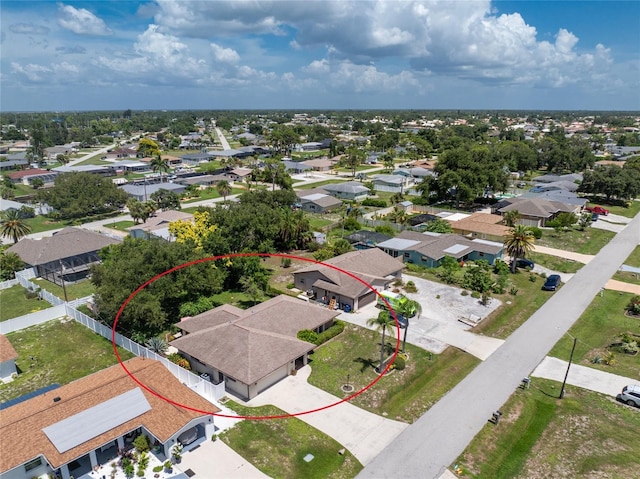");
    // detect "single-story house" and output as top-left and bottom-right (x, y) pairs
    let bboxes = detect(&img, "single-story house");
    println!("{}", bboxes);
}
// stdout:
(493, 197), (581, 227)
(371, 174), (410, 193)
(520, 190), (588, 208)
(52, 165), (112, 177)
(446, 213), (511, 242)
(7, 169), (58, 186)
(0, 152), (29, 171)
(234, 132), (256, 142)
(43, 145), (74, 160)
(322, 182), (370, 201)
(0, 358), (218, 479)
(105, 148), (137, 160)
(531, 180), (579, 193)
(174, 174), (227, 188)
(119, 183), (185, 202)
(532, 173), (582, 184)
(301, 158), (335, 171)
(127, 210), (194, 241)
(376, 230), (504, 267)
(0, 334), (18, 382)
(0, 198), (29, 213)
(346, 230), (393, 250)
(180, 152), (218, 166)
(227, 168), (252, 182)
(172, 295), (340, 400)
(108, 160), (150, 174)
(298, 193), (342, 214)
(6, 227), (121, 286)
(393, 167), (436, 180)
(293, 248), (405, 311)
(282, 160), (312, 174)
